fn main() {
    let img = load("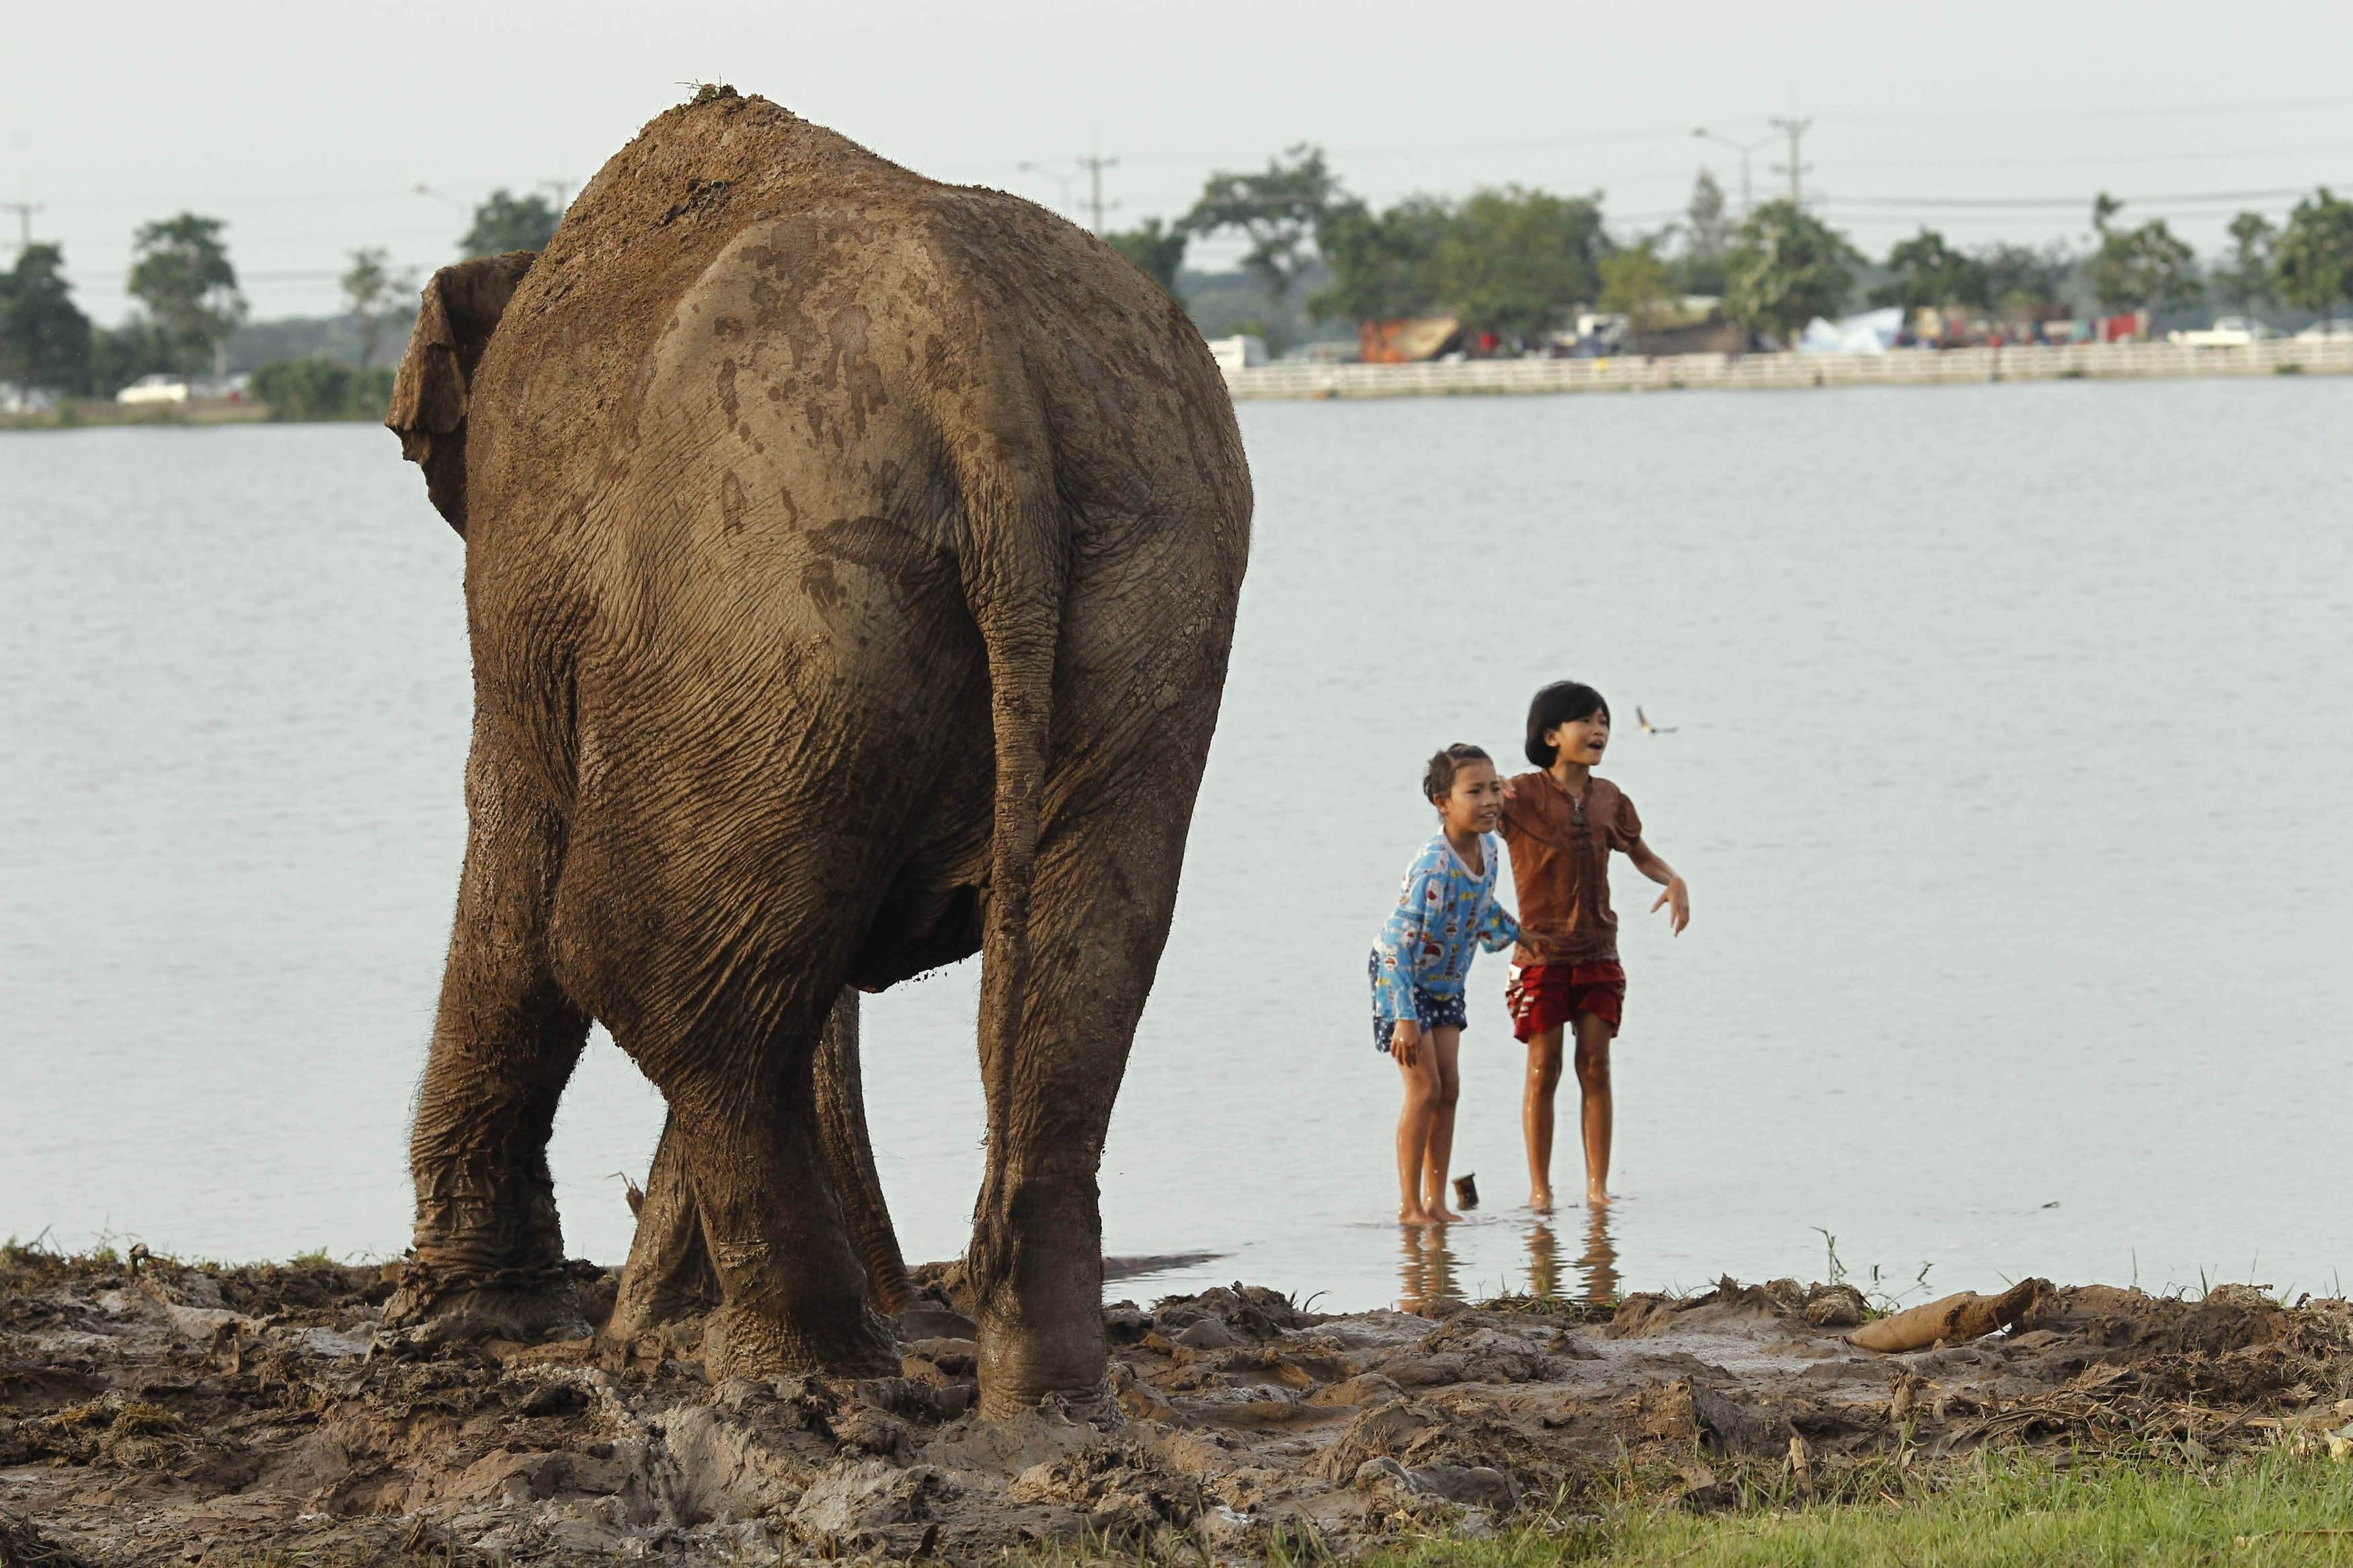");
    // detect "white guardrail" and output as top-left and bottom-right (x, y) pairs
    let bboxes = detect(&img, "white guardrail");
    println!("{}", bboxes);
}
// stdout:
(1223, 336), (2353, 401)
